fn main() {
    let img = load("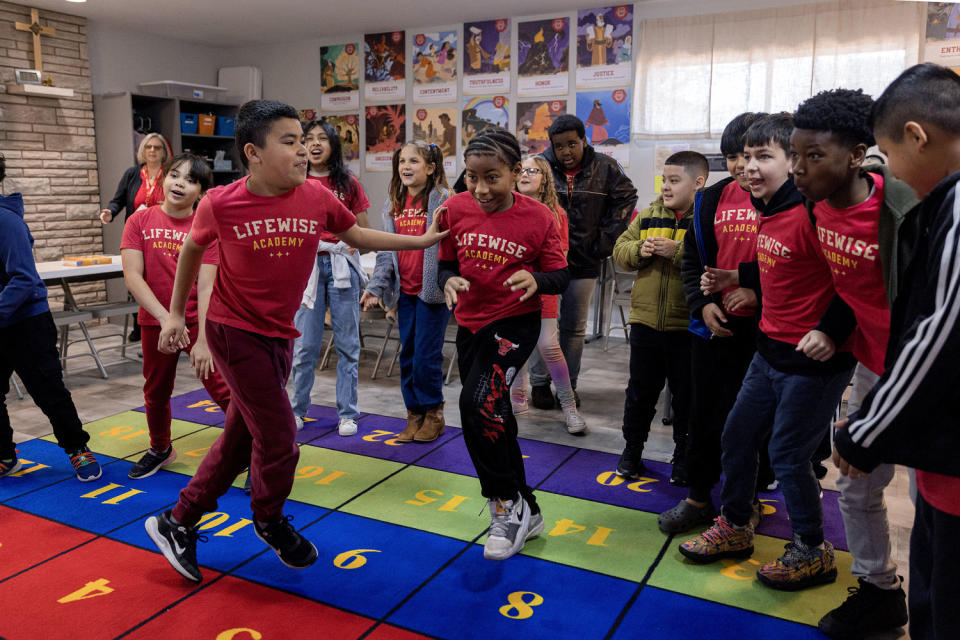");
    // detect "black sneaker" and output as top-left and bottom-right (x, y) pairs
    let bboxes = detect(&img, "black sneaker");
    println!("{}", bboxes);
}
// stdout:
(813, 461), (828, 480)
(128, 446), (176, 479)
(243, 471), (252, 494)
(254, 515), (318, 569)
(0, 452), (22, 478)
(818, 577), (908, 639)
(670, 457), (689, 486)
(616, 445), (645, 478)
(128, 326), (141, 343)
(531, 384), (555, 410)
(144, 510), (203, 582)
